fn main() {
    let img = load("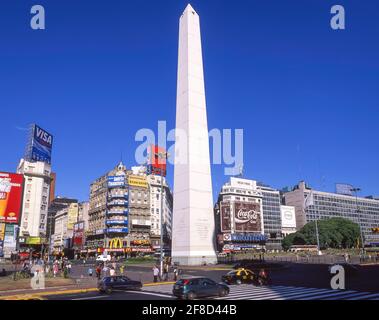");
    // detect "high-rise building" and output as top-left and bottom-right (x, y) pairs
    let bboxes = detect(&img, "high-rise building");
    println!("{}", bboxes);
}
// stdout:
(256, 183), (284, 250)
(172, 4), (217, 265)
(86, 163), (152, 256)
(214, 178), (266, 254)
(147, 175), (173, 251)
(17, 159), (51, 239)
(52, 201), (78, 252)
(283, 181), (379, 246)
